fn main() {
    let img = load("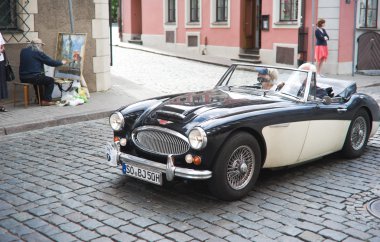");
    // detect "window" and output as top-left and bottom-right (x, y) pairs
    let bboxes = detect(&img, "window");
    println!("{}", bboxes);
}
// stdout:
(280, 0), (298, 21)
(190, 0), (199, 22)
(359, 0), (378, 28)
(210, 0), (229, 27)
(0, 0), (17, 30)
(168, 0), (176, 23)
(185, 0), (202, 27)
(216, 0), (228, 22)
